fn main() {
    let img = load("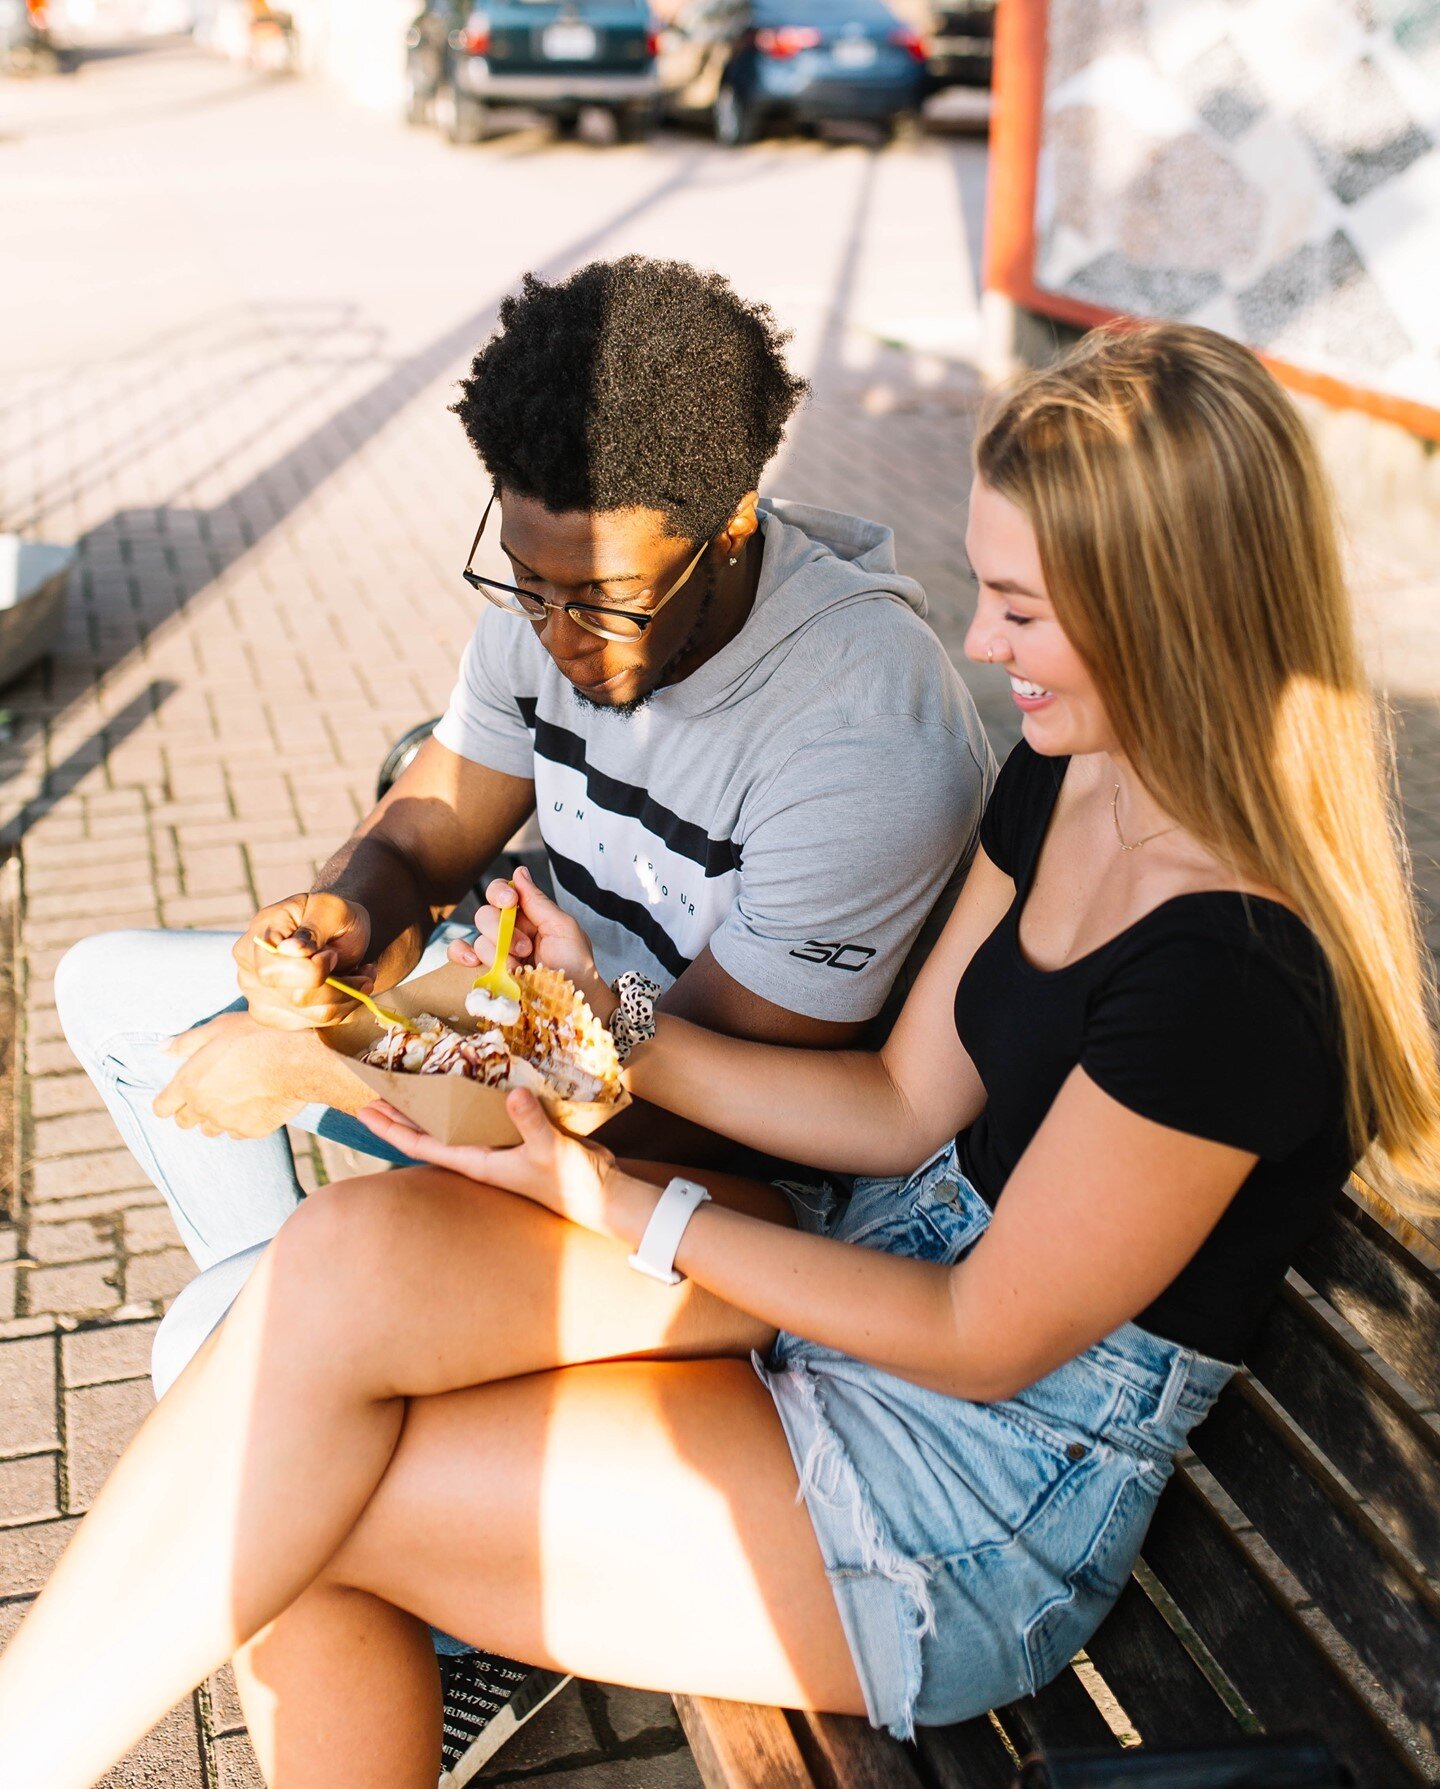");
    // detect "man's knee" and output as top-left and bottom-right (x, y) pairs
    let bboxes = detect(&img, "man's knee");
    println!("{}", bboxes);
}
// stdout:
(54, 931), (151, 1060)
(56, 927), (244, 1071)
